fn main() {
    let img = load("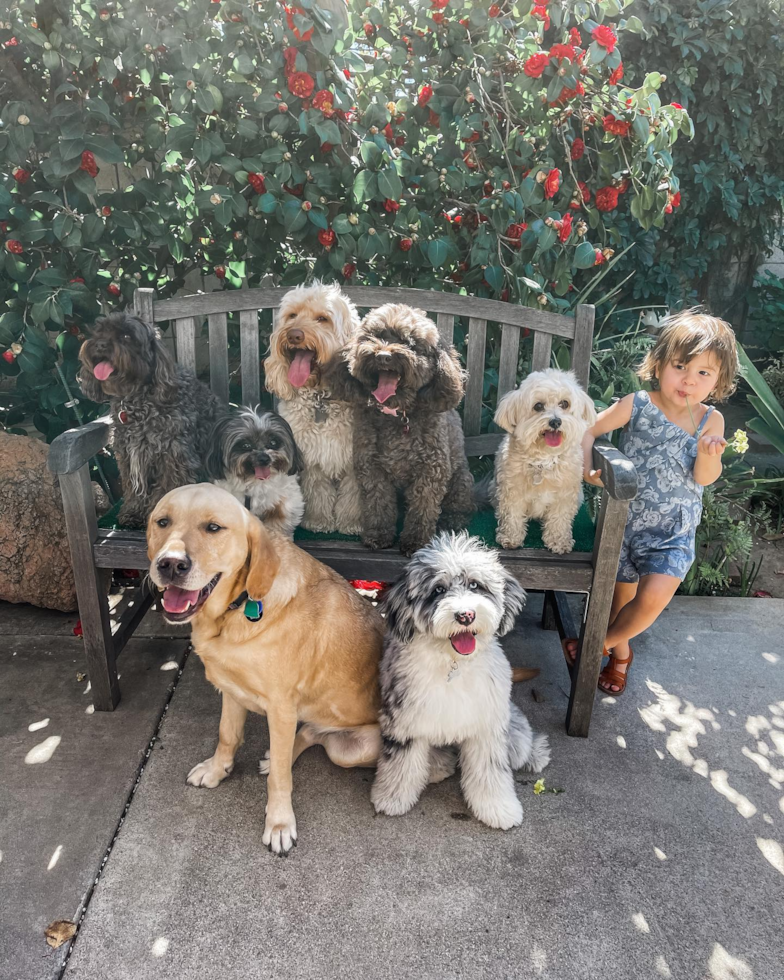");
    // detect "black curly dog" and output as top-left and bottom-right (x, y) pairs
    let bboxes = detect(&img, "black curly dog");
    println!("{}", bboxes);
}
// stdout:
(328, 304), (475, 556)
(79, 313), (221, 528)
